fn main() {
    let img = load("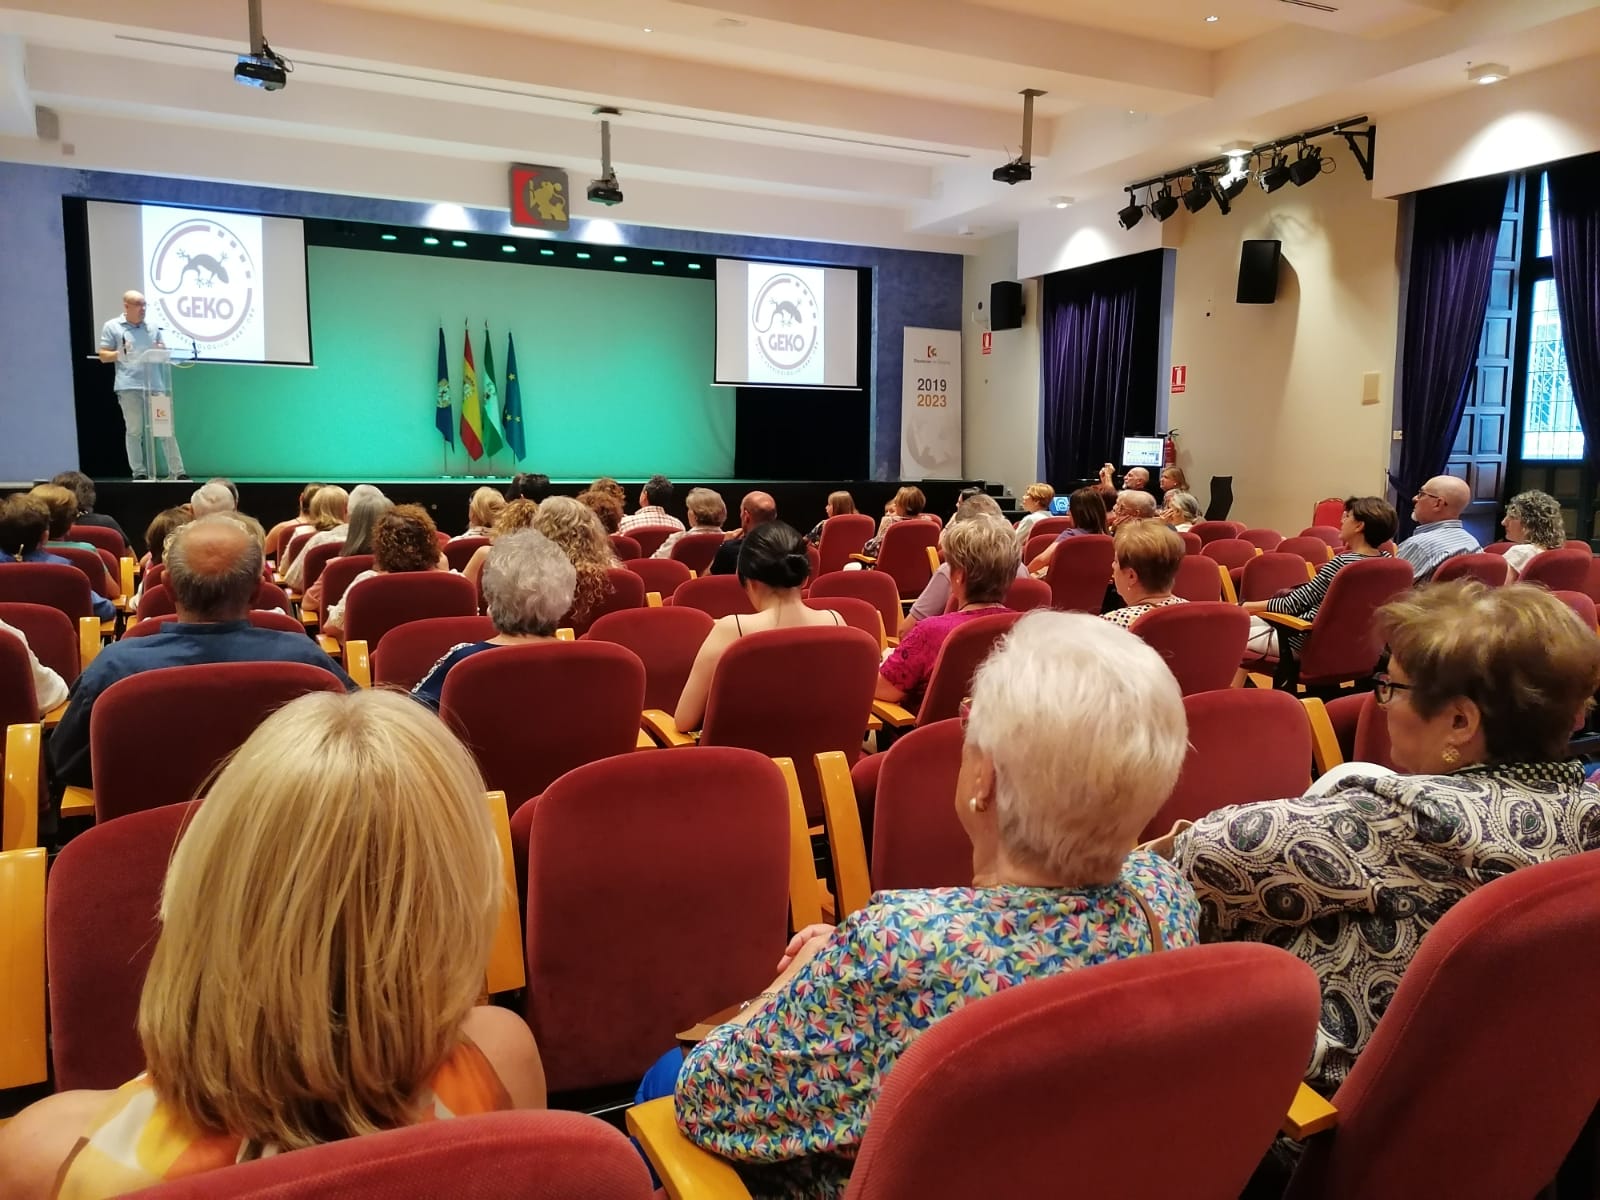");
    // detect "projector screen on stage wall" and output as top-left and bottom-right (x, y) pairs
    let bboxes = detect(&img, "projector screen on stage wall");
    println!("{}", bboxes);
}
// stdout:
(85, 200), (313, 365)
(714, 258), (859, 388)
